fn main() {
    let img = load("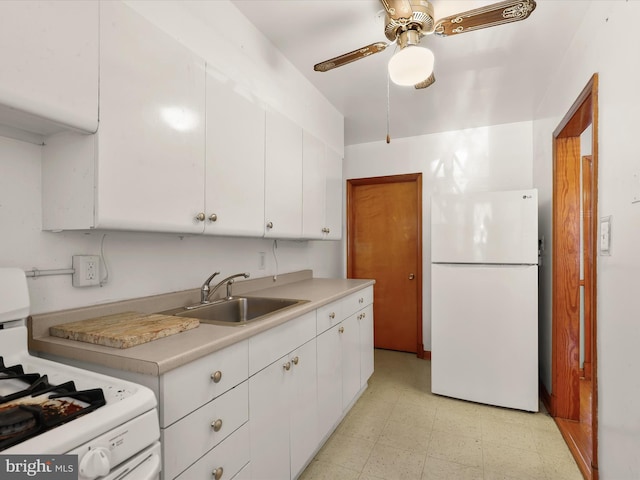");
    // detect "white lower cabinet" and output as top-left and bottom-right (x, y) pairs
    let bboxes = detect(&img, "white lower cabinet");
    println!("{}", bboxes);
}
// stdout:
(159, 340), (249, 480)
(175, 423), (250, 480)
(359, 304), (375, 386)
(163, 382), (248, 479)
(316, 324), (342, 441)
(341, 312), (361, 410)
(249, 339), (318, 480)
